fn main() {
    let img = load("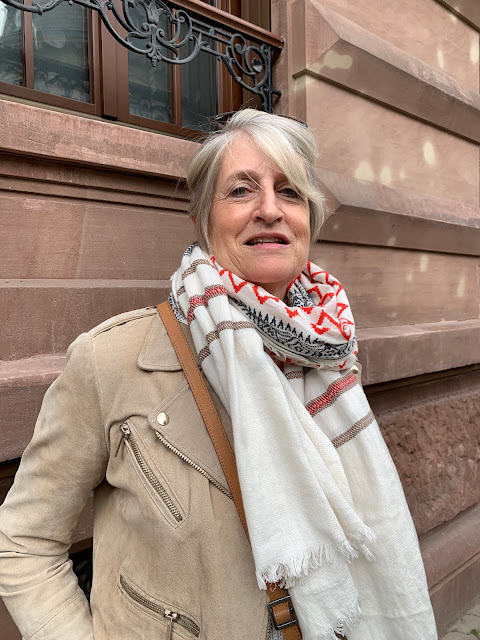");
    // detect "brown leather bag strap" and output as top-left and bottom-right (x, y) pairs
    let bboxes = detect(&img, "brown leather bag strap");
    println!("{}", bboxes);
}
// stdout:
(157, 301), (249, 539)
(157, 301), (302, 640)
